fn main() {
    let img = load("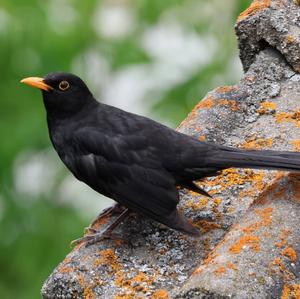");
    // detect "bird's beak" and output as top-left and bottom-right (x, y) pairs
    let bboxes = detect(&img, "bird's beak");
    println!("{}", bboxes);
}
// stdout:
(20, 77), (53, 92)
